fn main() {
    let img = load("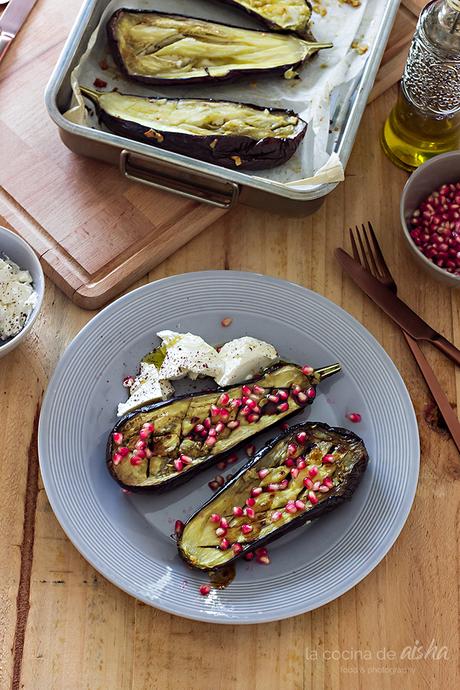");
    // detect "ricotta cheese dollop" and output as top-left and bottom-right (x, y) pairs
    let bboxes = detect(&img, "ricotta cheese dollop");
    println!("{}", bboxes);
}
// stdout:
(215, 336), (279, 386)
(117, 361), (174, 417)
(0, 258), (36, 340)
(157, 330), (223, 381)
